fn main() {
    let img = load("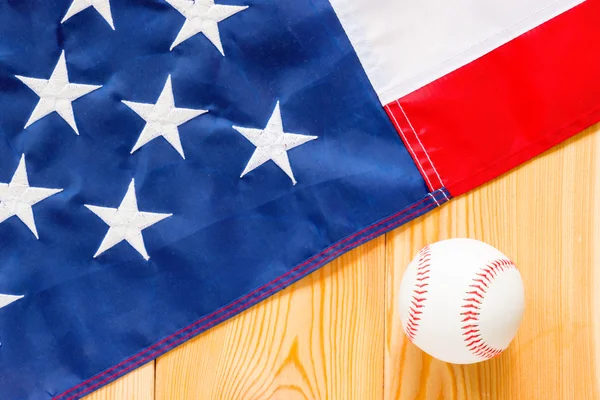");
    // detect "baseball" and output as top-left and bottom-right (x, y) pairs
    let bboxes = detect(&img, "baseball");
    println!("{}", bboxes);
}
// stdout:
(397, 238), (525, 364)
